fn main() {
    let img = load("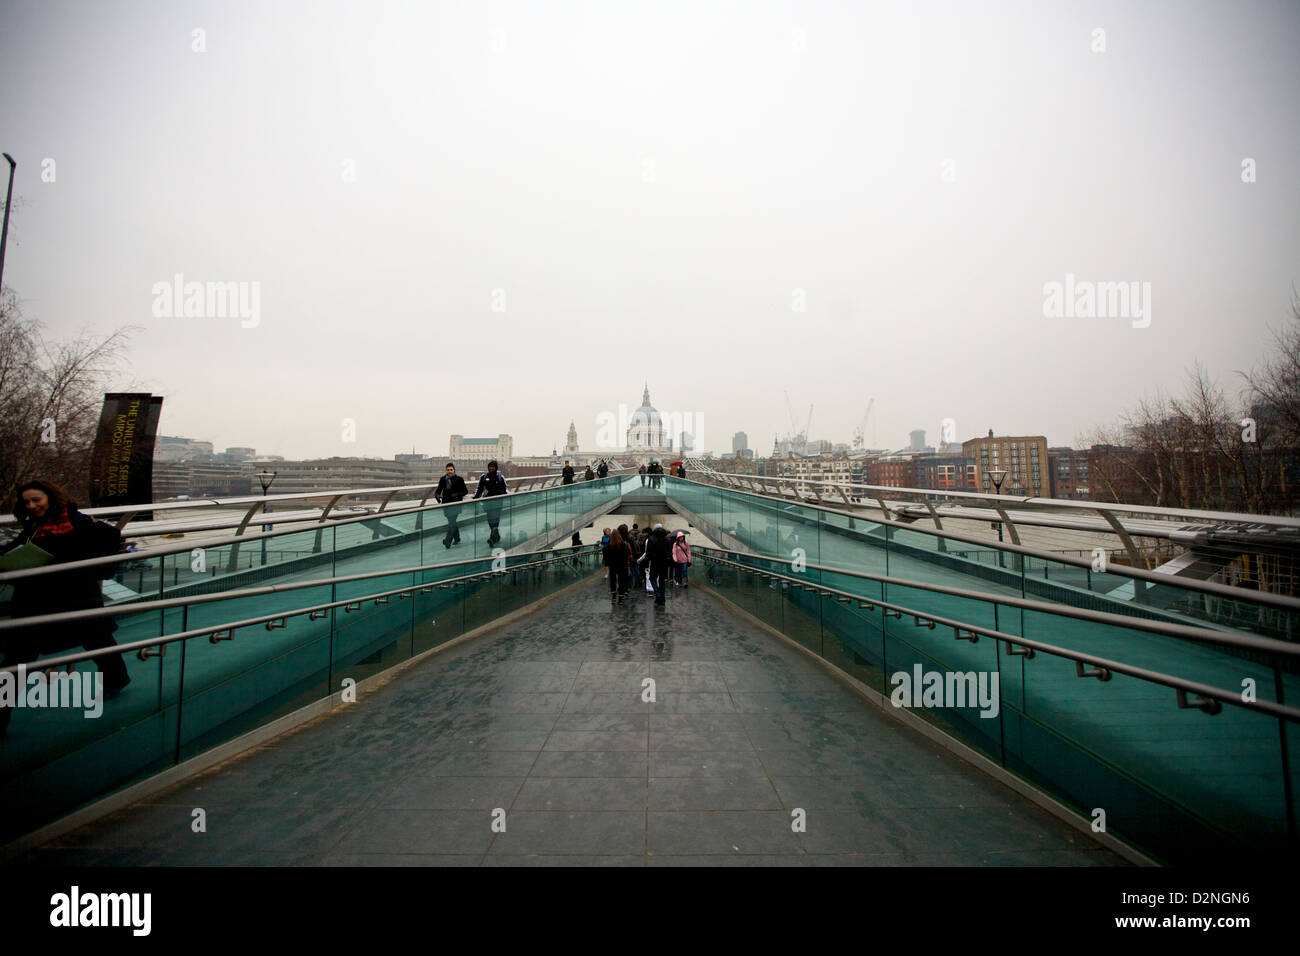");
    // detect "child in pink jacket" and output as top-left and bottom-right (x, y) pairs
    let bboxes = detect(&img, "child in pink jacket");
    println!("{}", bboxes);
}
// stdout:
(671, 531), (692, 587)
